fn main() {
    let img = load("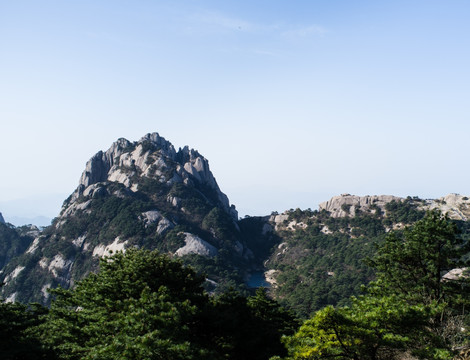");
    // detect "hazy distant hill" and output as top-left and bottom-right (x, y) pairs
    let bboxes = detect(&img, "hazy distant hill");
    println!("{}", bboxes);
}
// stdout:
(3, 215), (52, 228)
